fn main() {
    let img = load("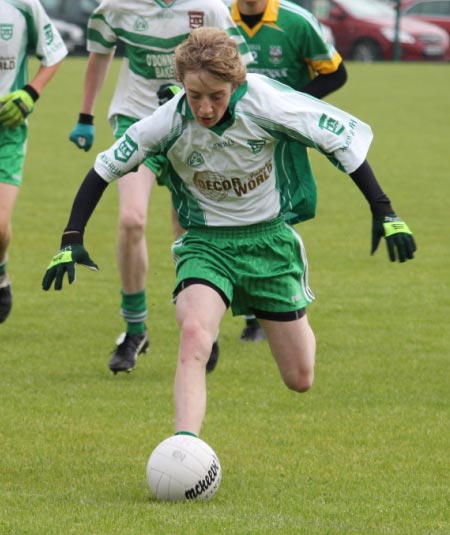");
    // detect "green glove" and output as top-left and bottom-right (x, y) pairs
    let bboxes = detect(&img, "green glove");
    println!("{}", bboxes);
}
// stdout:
(42, 244), (99, 291)
(371, 214), (416, 263)
(0, 86), (37, 128)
